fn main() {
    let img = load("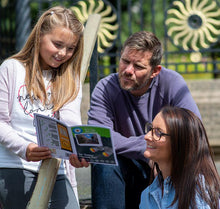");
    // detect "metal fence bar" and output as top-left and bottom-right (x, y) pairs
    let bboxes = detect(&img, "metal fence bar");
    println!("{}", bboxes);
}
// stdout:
(16, 0), (31, 51)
